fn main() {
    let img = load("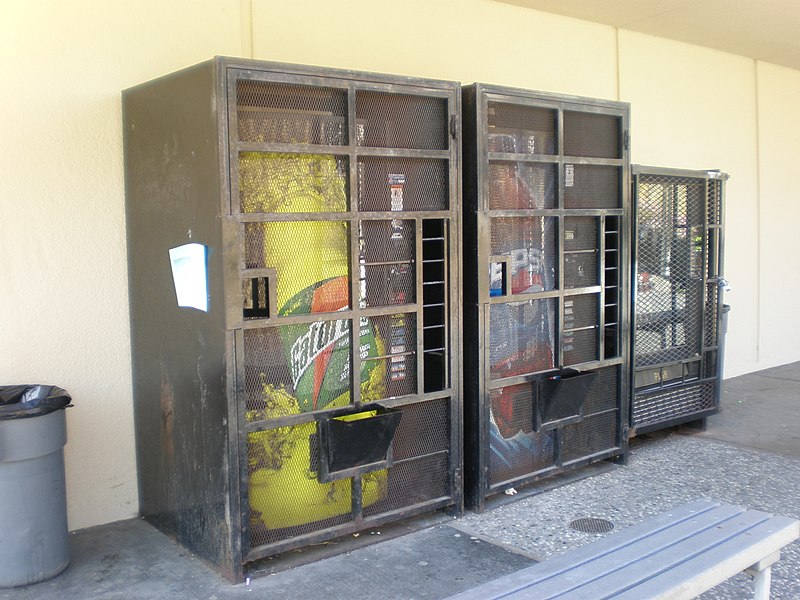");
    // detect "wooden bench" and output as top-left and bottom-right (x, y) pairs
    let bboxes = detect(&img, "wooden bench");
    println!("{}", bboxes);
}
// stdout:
(450, 500), (799, 599)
